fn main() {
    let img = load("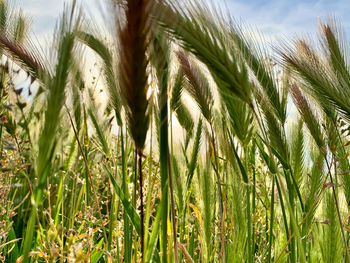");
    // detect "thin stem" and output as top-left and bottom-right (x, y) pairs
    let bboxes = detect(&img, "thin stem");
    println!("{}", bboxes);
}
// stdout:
(267, 176), (275, 263)
(139, 151), (145, 262)
(275, 175), (290, 258)
(14, 134), (21, 155)
(133, 148), (138, 260)
(134, 148), (137, 208)
(324, 156), (349, 262)
(168, 149), (179, 262)
(252, 147), (256, 259)
(120, 124), (132, 263)
(209, 122), (225, 262)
